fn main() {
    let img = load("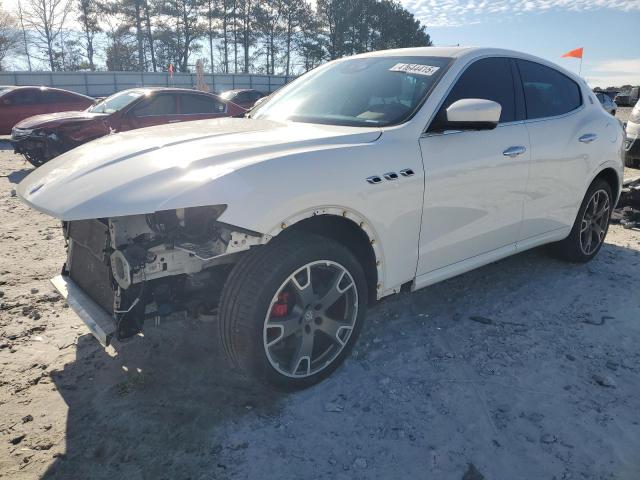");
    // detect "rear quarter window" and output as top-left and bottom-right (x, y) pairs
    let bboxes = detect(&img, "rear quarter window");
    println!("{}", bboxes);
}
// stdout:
(179, 94), (226, 114)
(517, 59), (582, 119)
(133, 94), (177, 116)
